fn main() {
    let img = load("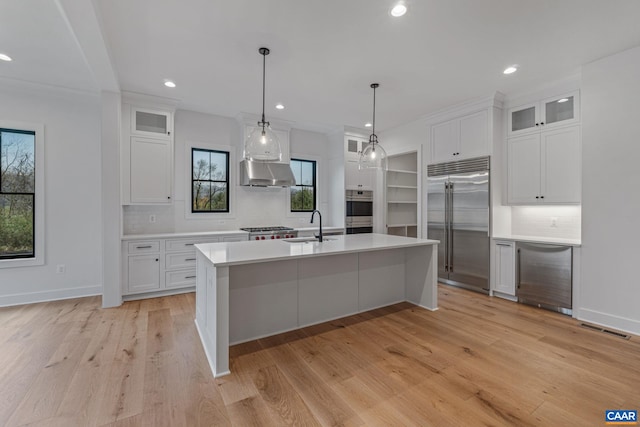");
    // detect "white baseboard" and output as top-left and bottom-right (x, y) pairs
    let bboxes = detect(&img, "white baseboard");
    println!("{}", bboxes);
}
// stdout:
(577, 308), (640, 336)
(0, 285), (102, 307)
